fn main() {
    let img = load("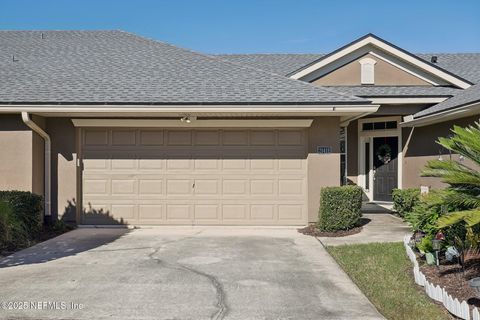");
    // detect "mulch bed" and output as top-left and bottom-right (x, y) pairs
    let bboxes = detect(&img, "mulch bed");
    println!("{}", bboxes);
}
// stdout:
(419, 250), (480, 308)
(298, 218), (370, 237)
